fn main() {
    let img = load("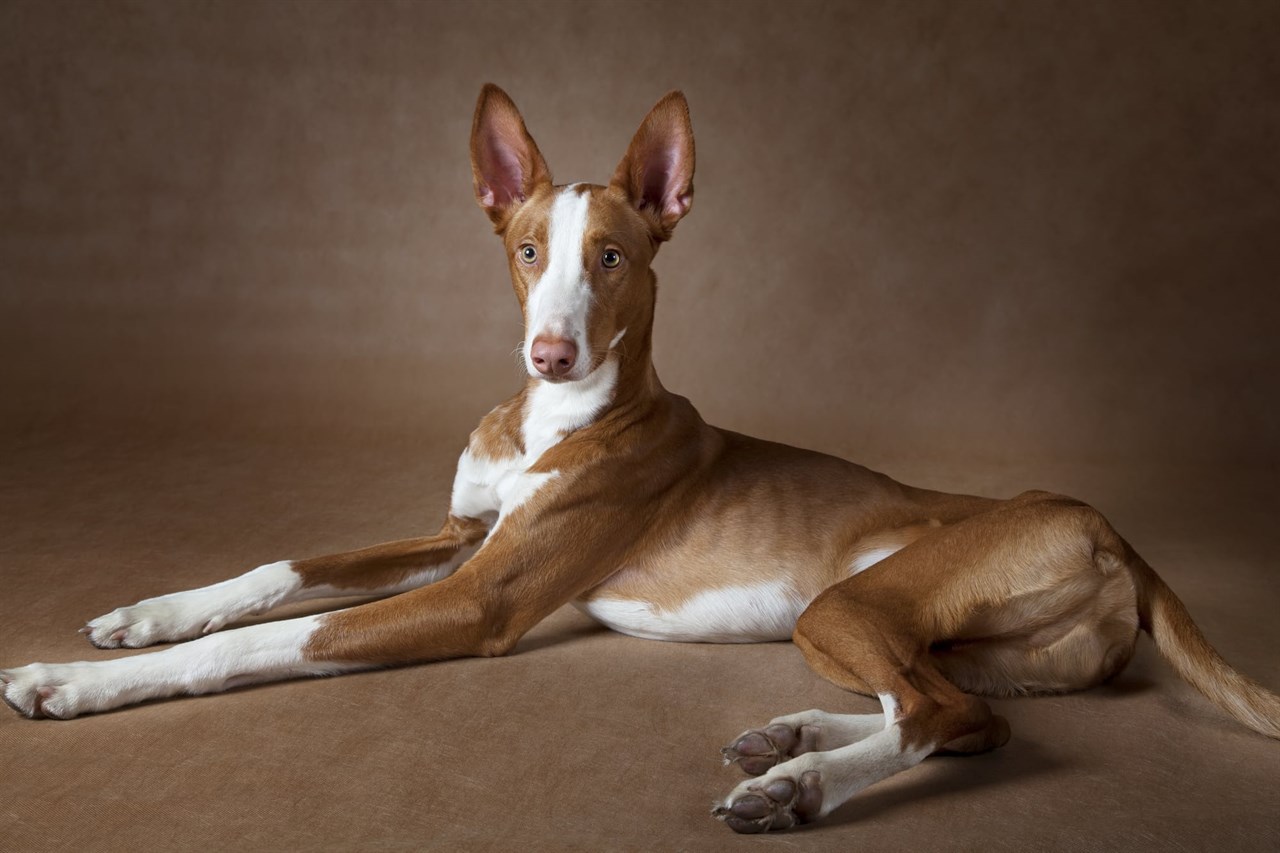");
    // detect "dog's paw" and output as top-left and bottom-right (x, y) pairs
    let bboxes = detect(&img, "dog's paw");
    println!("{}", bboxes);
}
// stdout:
(1, 662), (96, 720)
(711, 769), (824, 833)
(722, 722), (818, 775)
(82, 563), (297, 649)
(83, 597), (212, 648)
